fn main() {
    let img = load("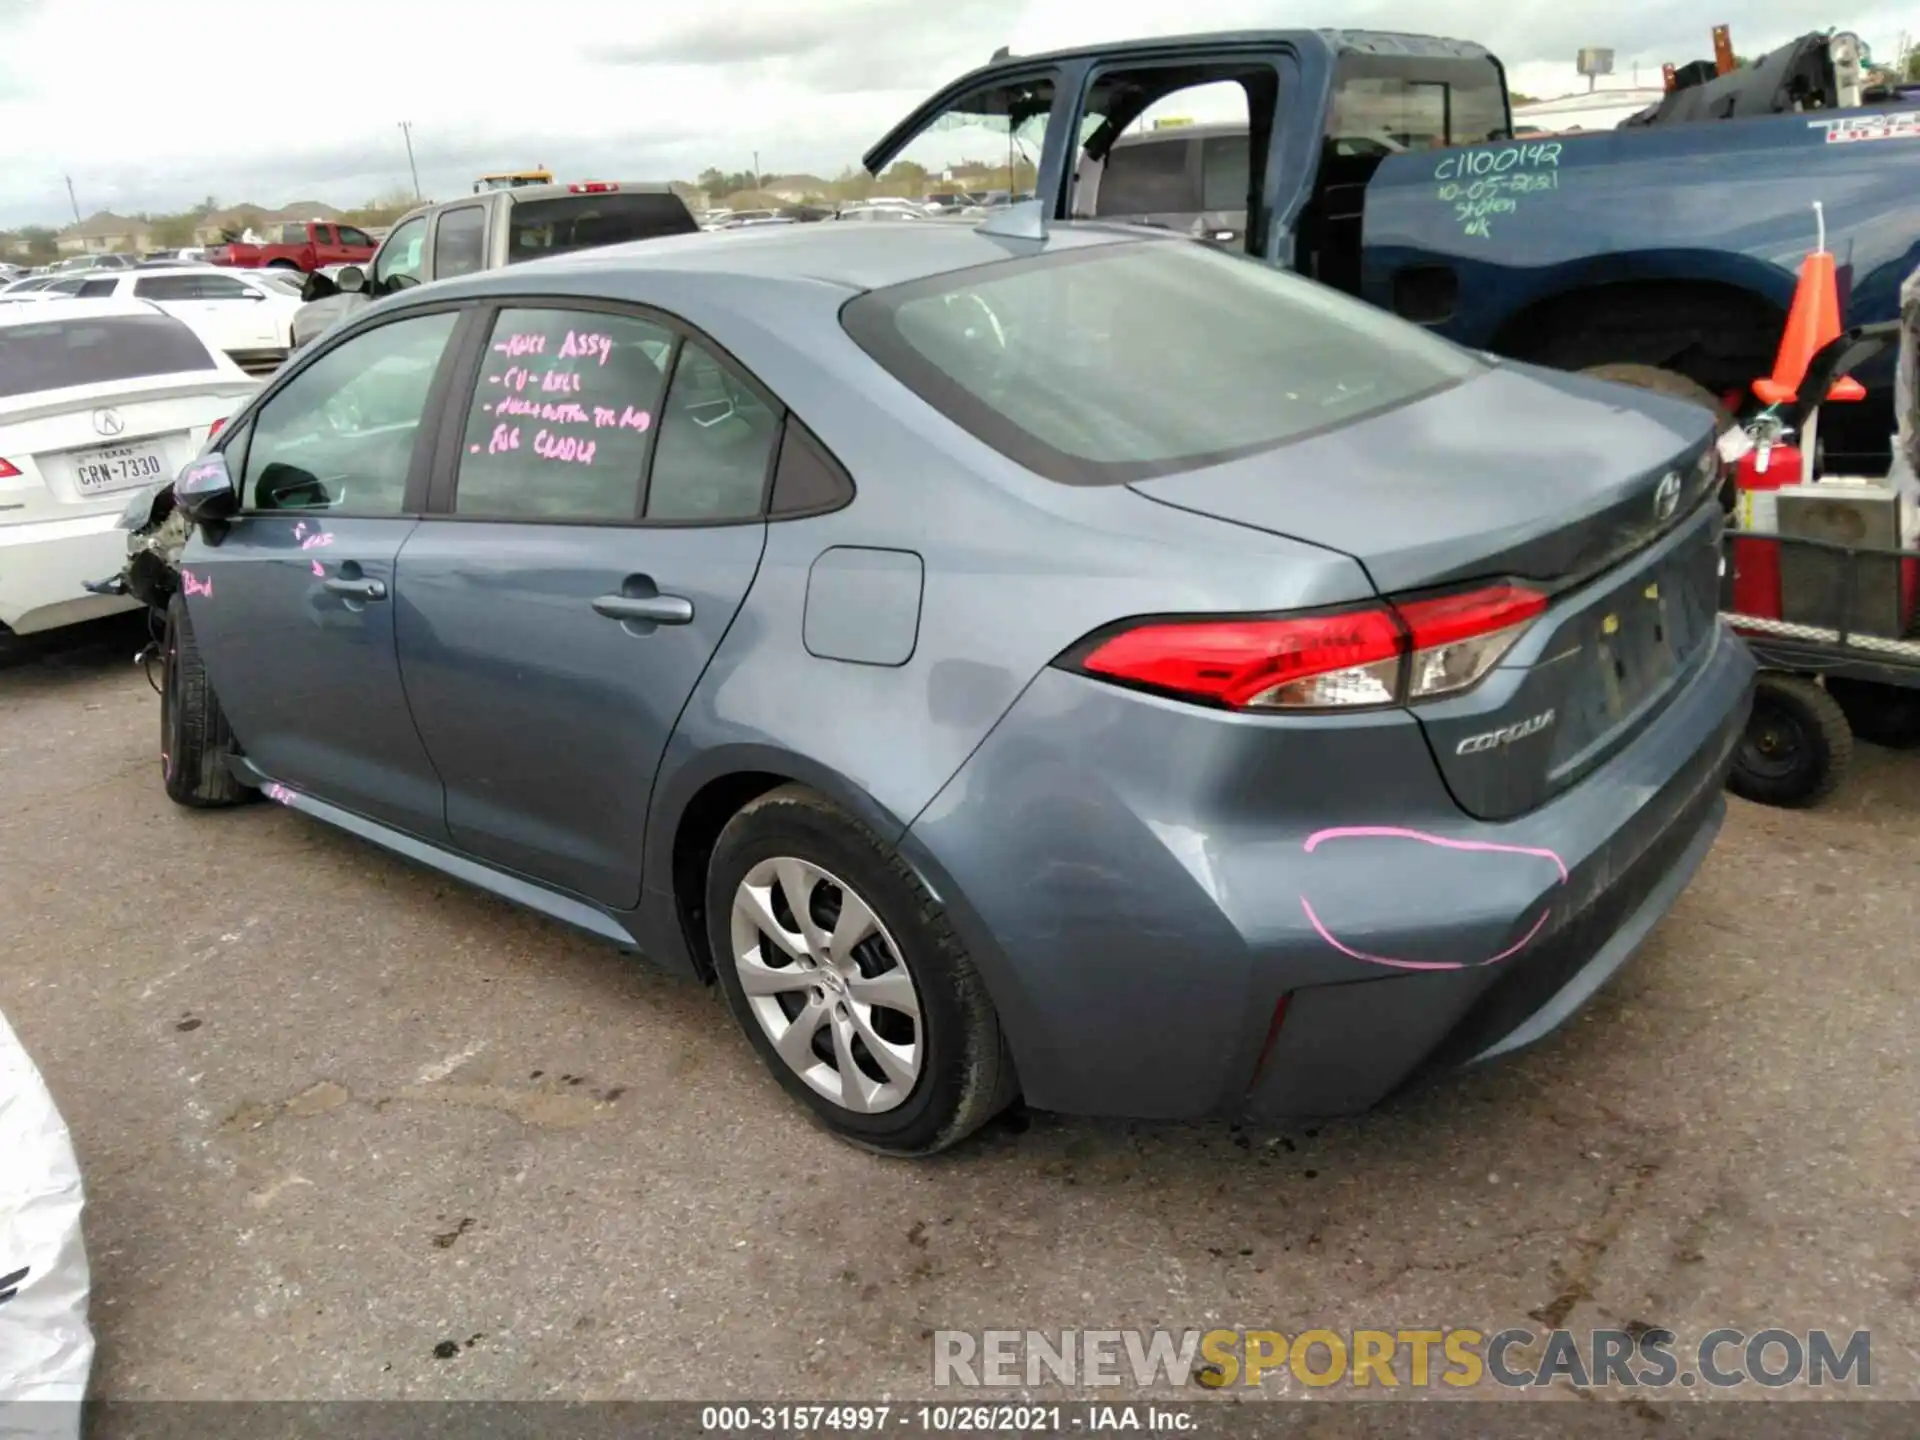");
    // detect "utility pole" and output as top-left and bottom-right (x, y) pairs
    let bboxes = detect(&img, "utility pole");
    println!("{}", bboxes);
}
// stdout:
(63, 175), (81, 225)
(397, 121), (422, 202)
(752, 151), (761, 190)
